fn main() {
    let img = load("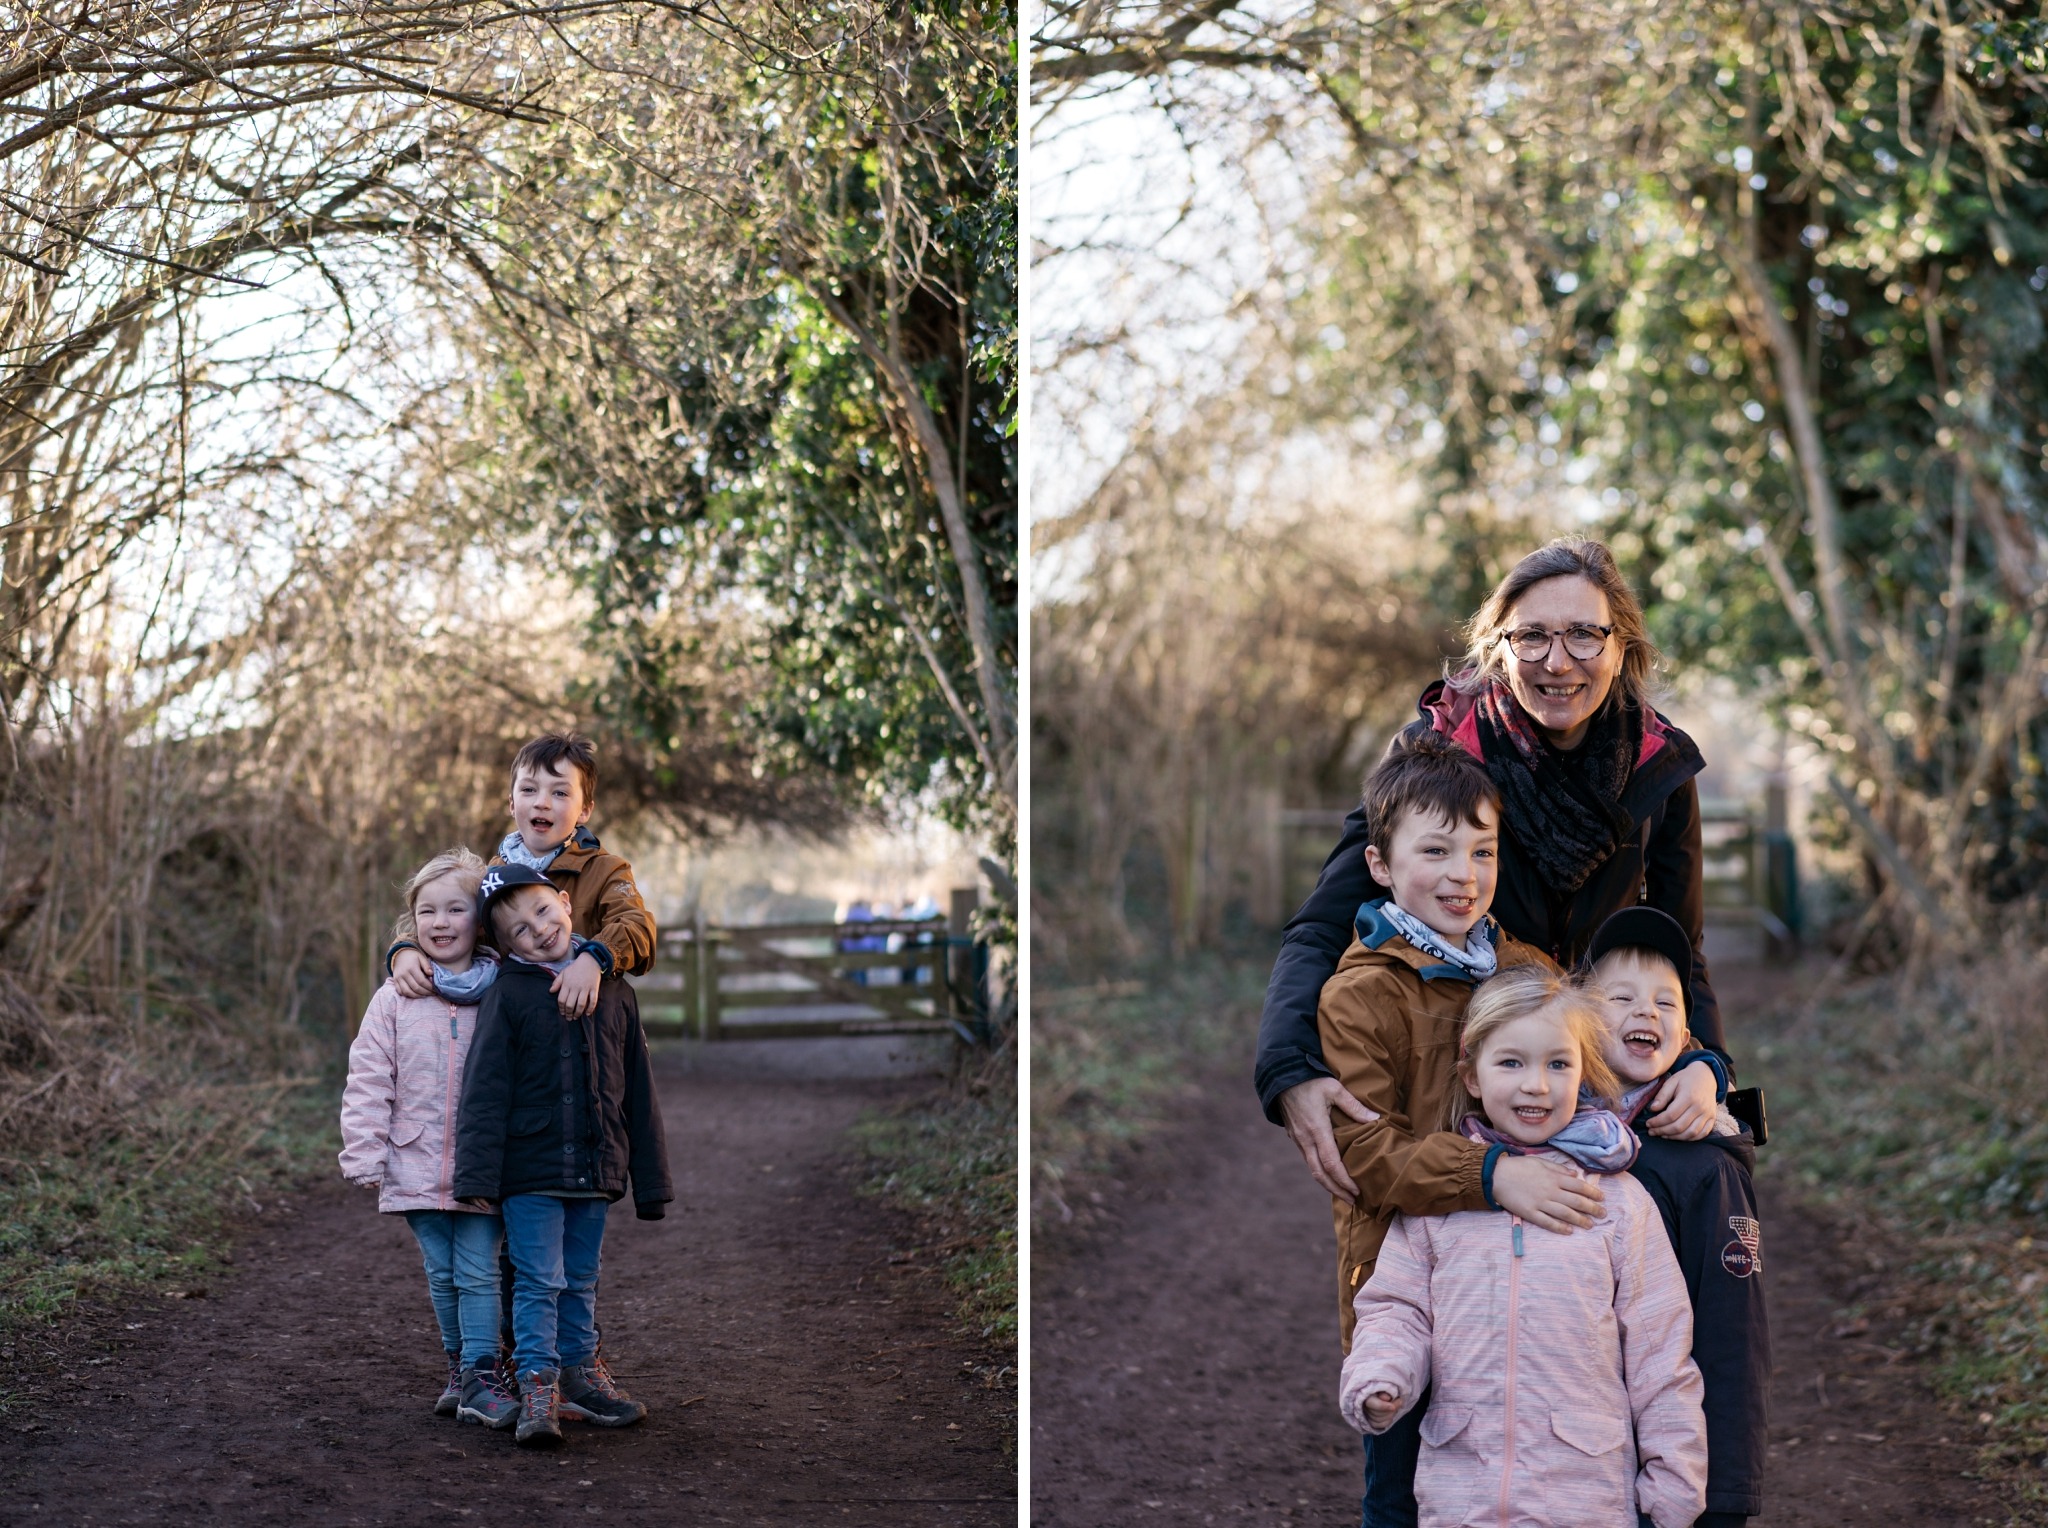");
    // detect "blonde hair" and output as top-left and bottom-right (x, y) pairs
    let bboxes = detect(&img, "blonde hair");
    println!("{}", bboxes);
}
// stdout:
(1446, 963), (1623, 1131)
(1448, 537), (1661, 713)
(391, 847), (487, 945)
